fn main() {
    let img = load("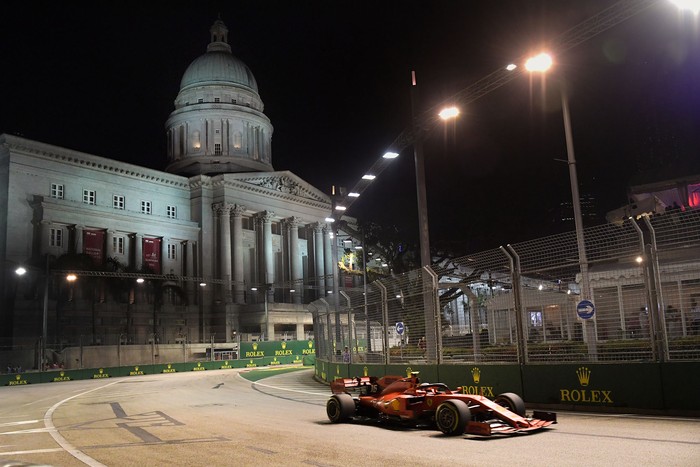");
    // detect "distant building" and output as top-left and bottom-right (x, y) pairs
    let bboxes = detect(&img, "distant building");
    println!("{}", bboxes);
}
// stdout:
(558, 194), (599, 226)
(0, 19), (342, 346)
